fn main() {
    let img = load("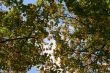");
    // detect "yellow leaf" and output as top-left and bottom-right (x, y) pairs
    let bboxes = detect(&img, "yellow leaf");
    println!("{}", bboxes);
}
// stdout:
(57, 43), (61, 49)
(40, 66), (44, 73)
(37, 0), (42, 6)
(7, 60), (11, 67)
(12, 71), (17, 73)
